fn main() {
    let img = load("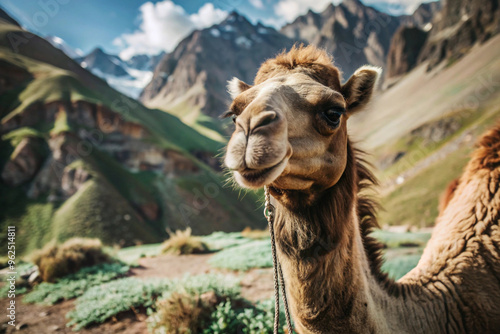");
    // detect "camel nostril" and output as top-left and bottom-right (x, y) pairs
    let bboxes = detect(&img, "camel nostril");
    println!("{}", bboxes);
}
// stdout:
(253, 111), (278, 131)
